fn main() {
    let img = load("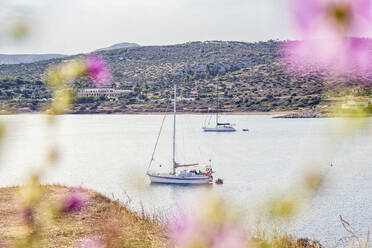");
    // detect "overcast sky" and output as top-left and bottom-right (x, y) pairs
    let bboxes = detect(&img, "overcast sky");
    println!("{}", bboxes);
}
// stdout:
(0, 0), (294, 54)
